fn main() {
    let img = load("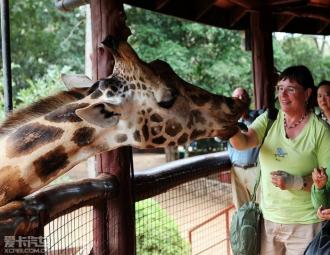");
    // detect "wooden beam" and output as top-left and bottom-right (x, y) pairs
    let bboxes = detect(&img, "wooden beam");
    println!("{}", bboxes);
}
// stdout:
(90, 1), (135, 255)
(229, 6), (247, 26)
(227, 0), (259, 10)
(282, 9), (330, 23)
(309, 0), (330, 8)
(155, 0), (171, 10)
(195, 0), (216, 20)
(250, 11), (276, 109)
(267, 0), (308, 7)
(317, 22), (329, 34)
(275, 13), (296, 31)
